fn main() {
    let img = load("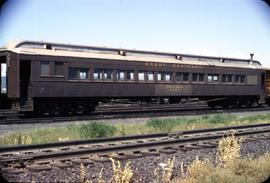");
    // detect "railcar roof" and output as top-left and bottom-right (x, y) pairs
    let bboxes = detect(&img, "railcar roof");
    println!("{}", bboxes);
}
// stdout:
(1, 40), (263, 69)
